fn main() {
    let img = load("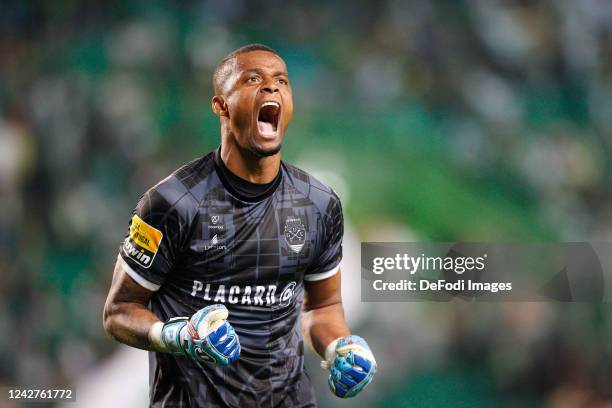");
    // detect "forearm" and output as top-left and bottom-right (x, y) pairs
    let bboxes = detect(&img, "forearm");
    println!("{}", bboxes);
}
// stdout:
(103, 260), (165, 352)
(103, 301), (164, 351)
(303, 273), (377, 399)
(301, 302), (350, 357)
